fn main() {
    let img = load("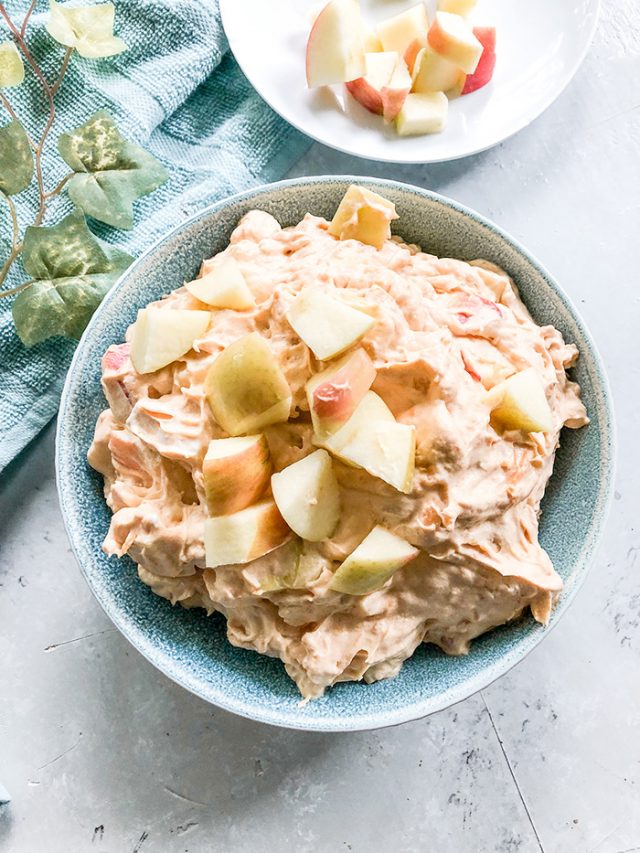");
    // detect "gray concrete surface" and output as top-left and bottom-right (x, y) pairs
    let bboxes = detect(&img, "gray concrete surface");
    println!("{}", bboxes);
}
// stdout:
(1, 2), (639, 850)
